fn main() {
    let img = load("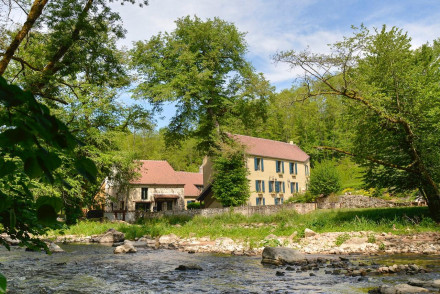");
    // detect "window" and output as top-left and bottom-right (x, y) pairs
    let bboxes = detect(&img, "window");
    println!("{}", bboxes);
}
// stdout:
(269, 181), (274, 193)
(255, 180), (265, 193)
(254, 157), (264, 171)
(256, 197), (266, 206)
(276, 161), (284, 173)
(289, 162), (298, 175)
(282, 182), (285, 193)
(274, 198), (280, 205)
(135, 202), (150, 212)
(120, 201), (124, 210)
(110, 202), (114, 211)
(281, 196), (284, 204)
(305, 165), (310, 176)
(290, 182), (299, 193)
(275, 181), (280, 193)
(141, 188), (148, 200)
